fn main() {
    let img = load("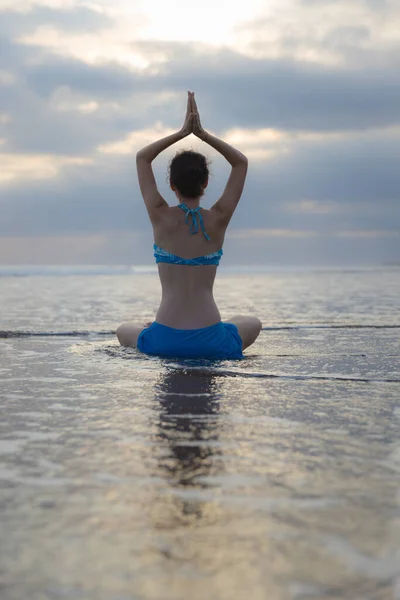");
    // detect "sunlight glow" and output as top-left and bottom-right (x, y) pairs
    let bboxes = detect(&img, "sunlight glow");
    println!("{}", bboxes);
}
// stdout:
(18, 27), (149, 68)
(7, 0), (400, 72)
(16, 0), (265, 67)
(134, 0), (264, 46)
